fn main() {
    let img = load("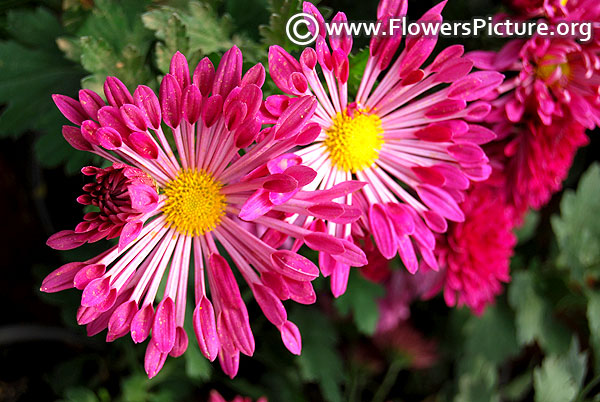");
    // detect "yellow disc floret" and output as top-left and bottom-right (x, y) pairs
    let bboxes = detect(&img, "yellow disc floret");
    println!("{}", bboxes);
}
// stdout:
(323, 110), (384, 173)
(162, 169), (226, 236)
(537, 55), (571, 82)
